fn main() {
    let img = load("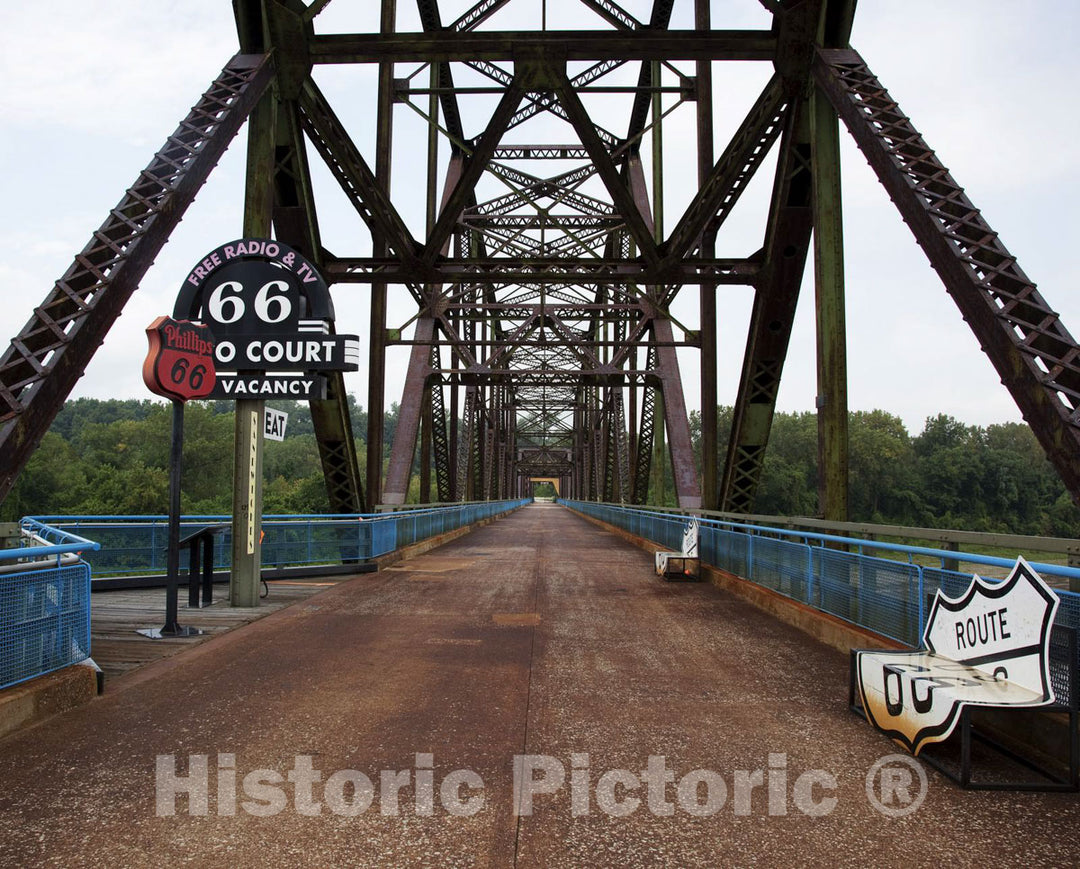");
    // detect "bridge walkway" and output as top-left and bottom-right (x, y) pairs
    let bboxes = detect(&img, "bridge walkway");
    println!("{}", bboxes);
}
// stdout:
(0, 503), (1077, 865)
